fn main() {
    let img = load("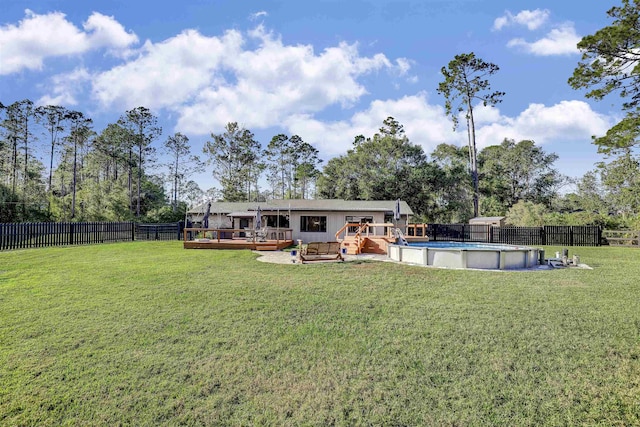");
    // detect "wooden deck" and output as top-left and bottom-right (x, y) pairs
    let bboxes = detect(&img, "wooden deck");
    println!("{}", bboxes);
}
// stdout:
(336, 222), (430, 254)
(183, 227), (293, 251)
